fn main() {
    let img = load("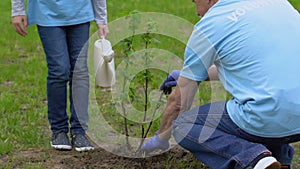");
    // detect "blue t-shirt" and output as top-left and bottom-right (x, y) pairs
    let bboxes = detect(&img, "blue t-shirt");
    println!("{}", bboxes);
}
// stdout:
(181, 0), (300, 137)
(28, 0), (94, 26)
